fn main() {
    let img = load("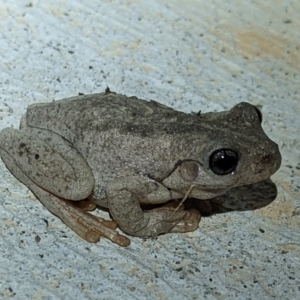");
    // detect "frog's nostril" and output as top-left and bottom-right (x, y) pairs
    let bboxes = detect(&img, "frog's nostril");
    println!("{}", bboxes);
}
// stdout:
(262, 154), (272, 162)
(260, 149), (281, 173)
